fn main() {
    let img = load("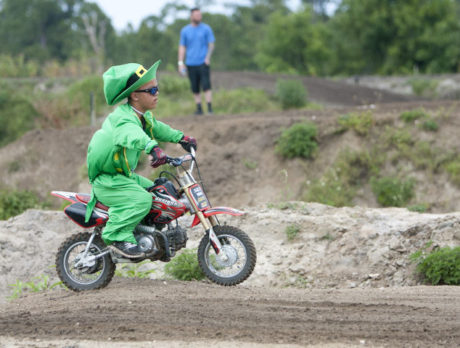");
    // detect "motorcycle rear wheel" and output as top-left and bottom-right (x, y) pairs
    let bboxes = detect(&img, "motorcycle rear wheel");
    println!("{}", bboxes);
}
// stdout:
(198, 225), (256, 286)
(56, 232), (115, 292)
